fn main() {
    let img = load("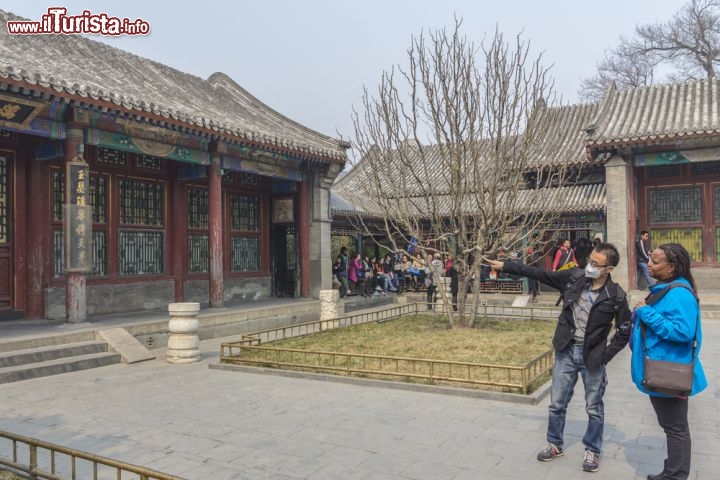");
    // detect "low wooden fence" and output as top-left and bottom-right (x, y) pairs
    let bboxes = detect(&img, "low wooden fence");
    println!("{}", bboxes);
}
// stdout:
(0, 429), (181, 480)
(220, 303), (555, 394)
